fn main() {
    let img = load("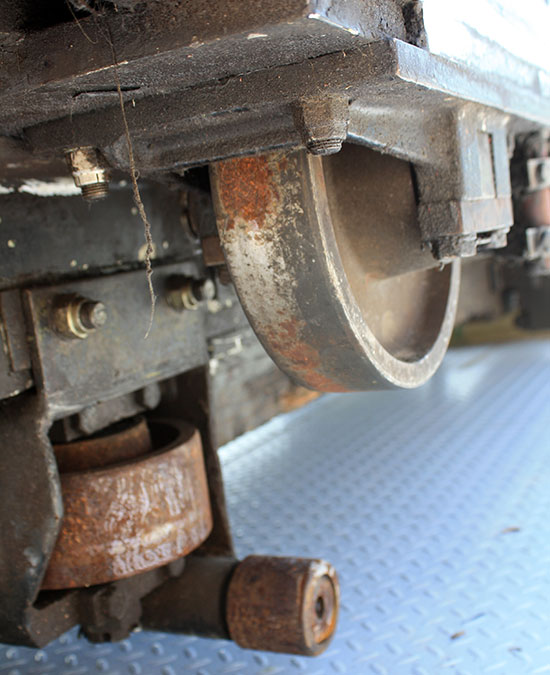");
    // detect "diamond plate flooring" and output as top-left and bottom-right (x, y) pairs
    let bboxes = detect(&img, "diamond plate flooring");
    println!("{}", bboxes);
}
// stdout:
(2, 340), (550, 675)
